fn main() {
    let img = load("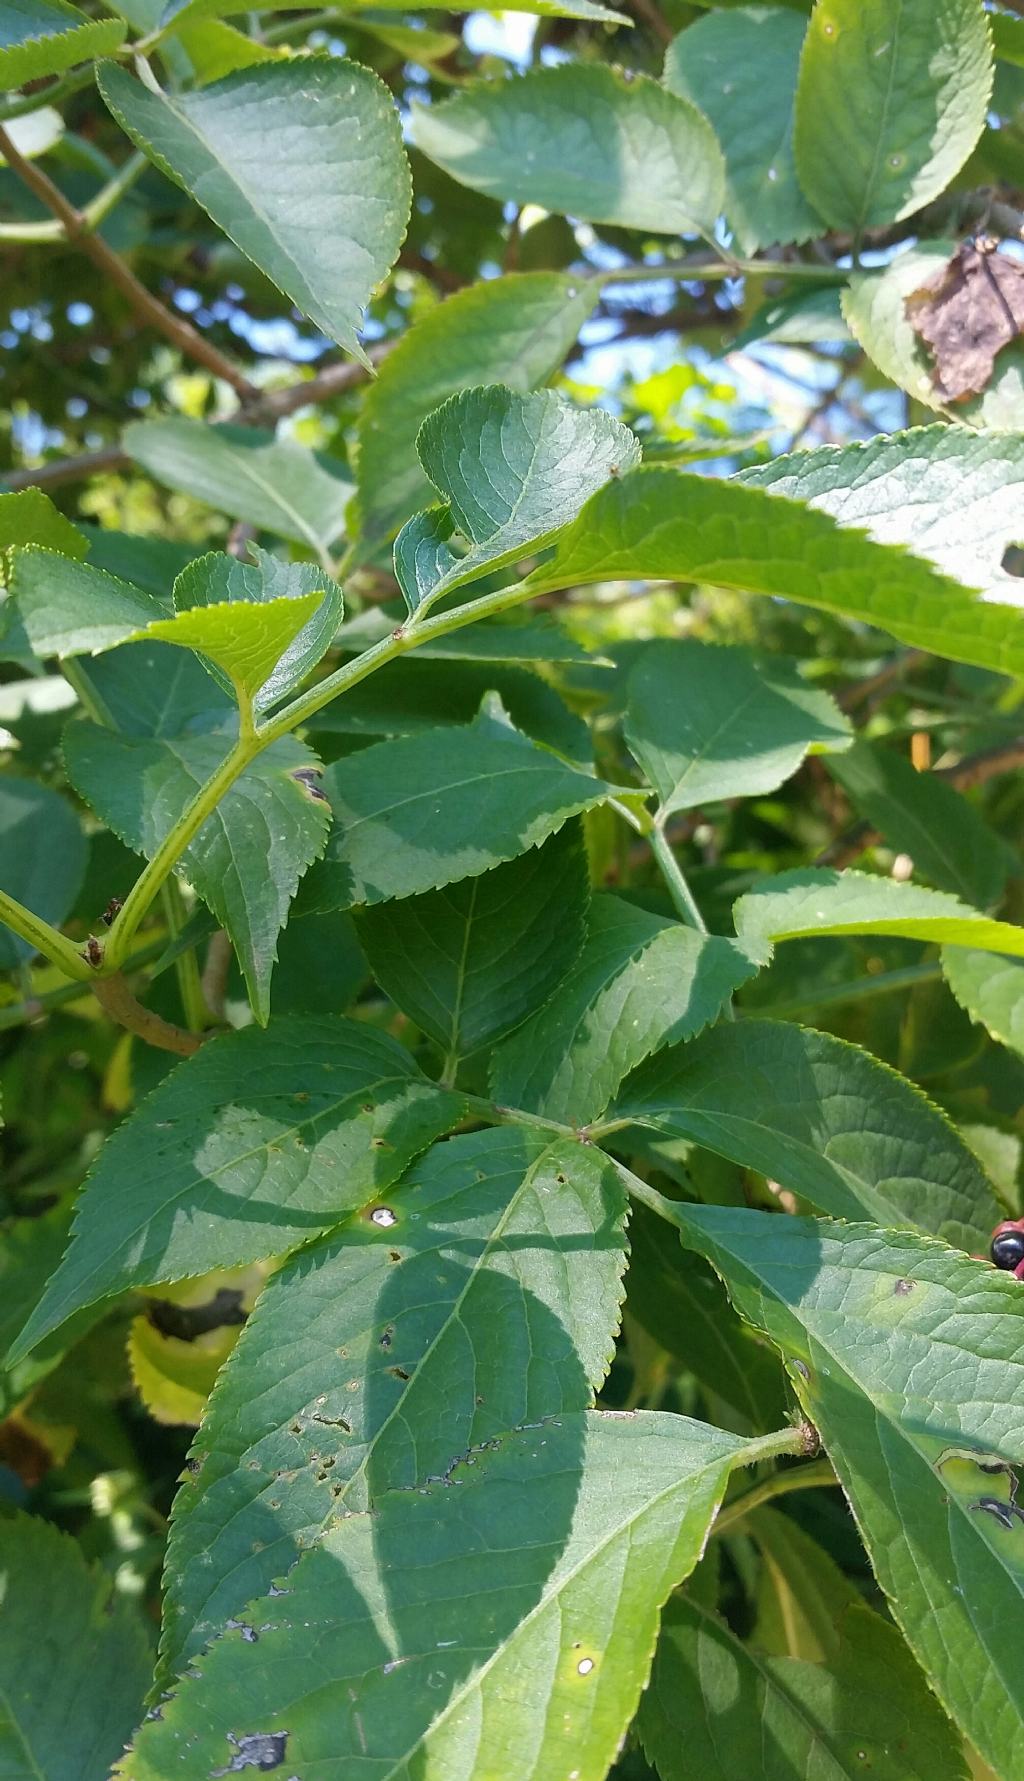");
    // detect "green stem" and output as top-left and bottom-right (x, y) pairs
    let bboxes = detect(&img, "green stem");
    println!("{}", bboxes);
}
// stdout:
(159, 882), (208, 1033)
(612, 1159), (689, 1229)
(100, 583), (544, 975)
(0, 888), (93, 981)
(649, 822), (708, 933)
(261, 576), (538, 743)
(713, 1457), (838, 1537)
(0, 68), (95, 121)
(0, 935), (169, 1031)
(735, 1424), (817, 1470)
(462, 1093), (578, 1141)
(0, 151), (146, 244)
(81, 150), (147, 229)
(598, 257), (842, 289)
(104, 735), (258, 969)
